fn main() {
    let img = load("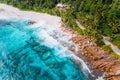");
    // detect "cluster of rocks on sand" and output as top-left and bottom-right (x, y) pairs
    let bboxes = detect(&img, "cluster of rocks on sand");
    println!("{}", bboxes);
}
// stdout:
(59, 23), (120, 80)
